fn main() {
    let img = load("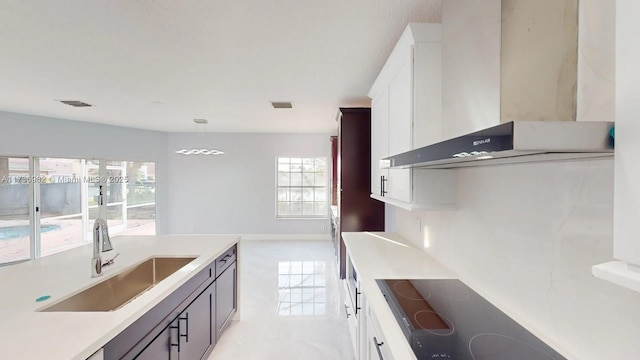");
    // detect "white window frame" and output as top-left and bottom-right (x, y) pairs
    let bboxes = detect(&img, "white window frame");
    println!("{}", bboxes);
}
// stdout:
(275, 157), (329, 219)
